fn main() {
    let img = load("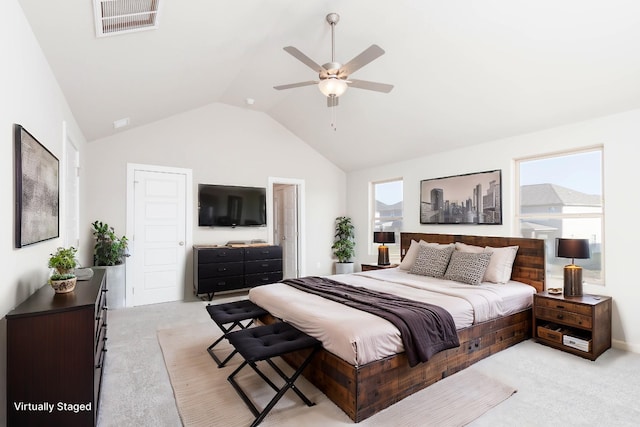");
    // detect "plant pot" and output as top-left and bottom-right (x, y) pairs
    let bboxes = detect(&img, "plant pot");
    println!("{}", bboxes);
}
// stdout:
(50, 277), (77, 294)
(335, 262), (354, 275)
(93, 264), (126, 308)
